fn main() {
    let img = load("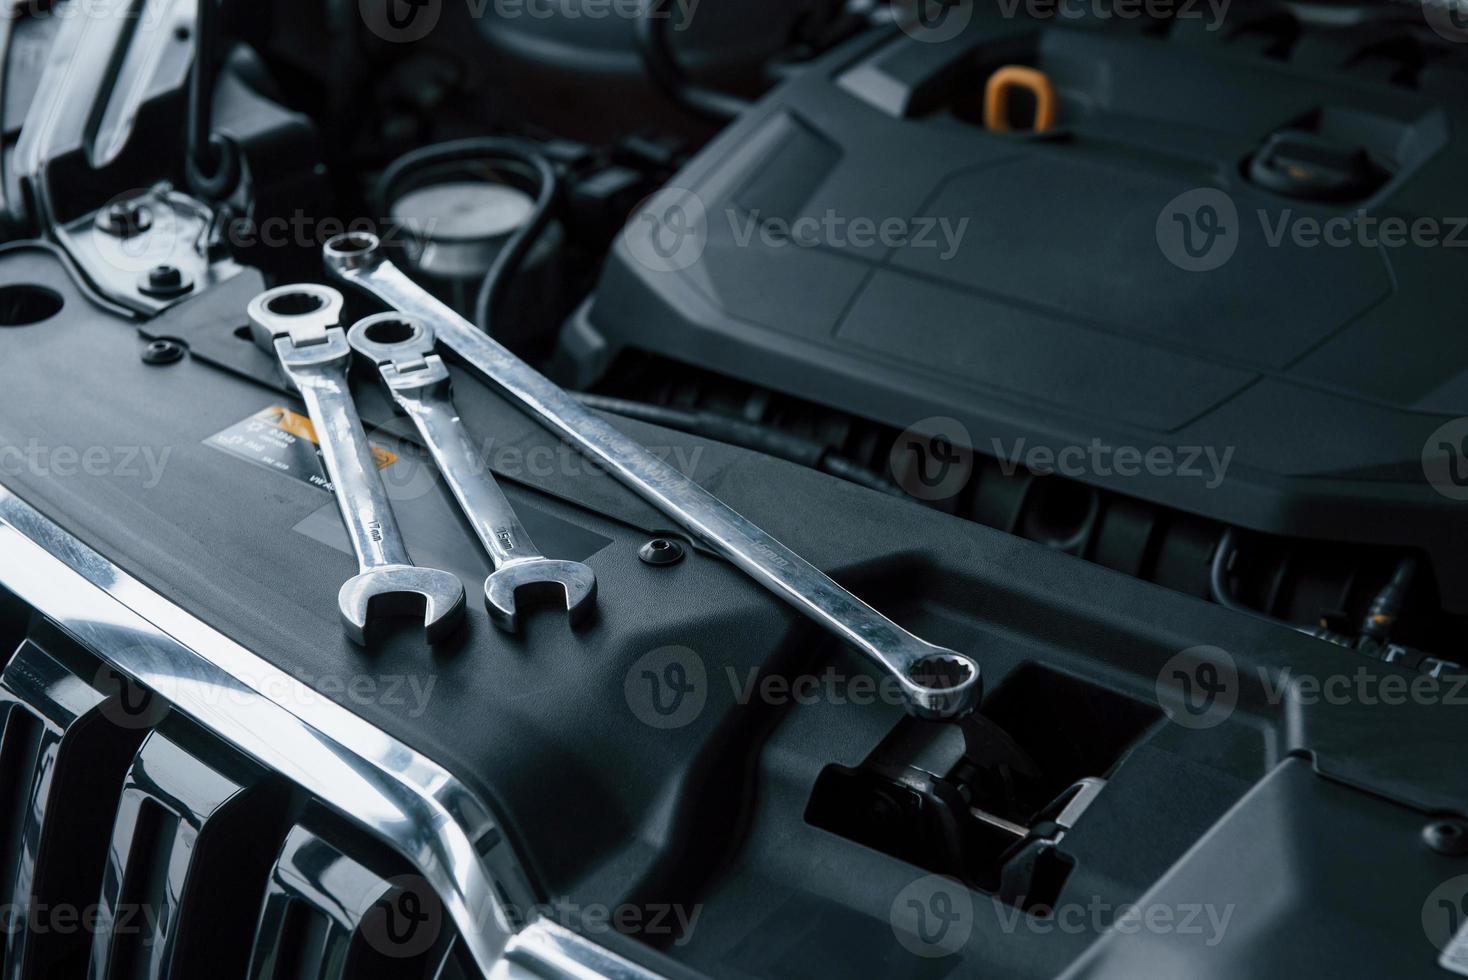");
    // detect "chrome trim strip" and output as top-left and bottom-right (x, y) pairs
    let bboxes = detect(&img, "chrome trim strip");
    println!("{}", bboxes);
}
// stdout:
(0, 482), (521, 975)
(493, 921), (671, 980)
